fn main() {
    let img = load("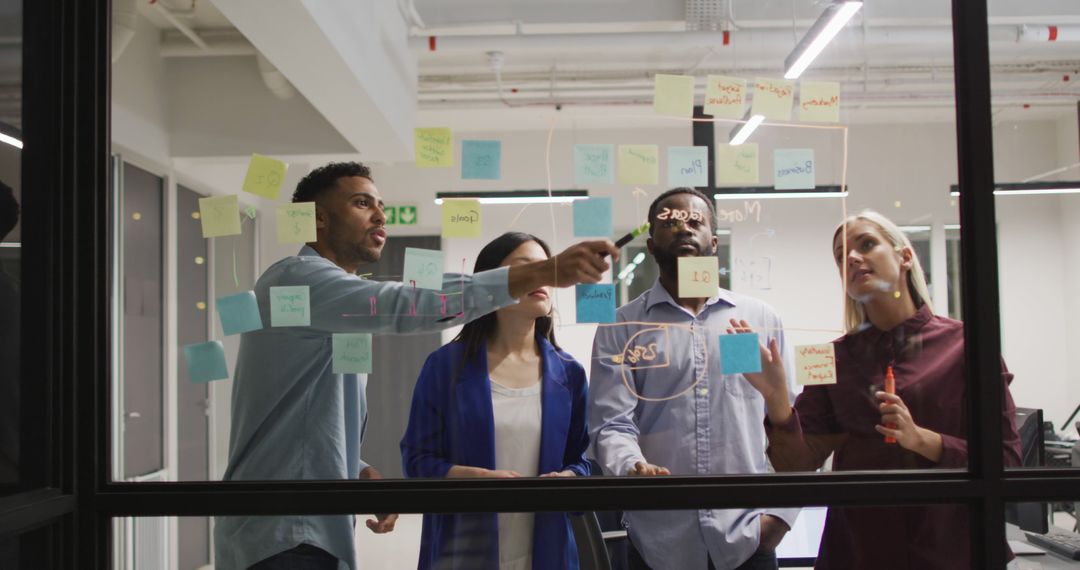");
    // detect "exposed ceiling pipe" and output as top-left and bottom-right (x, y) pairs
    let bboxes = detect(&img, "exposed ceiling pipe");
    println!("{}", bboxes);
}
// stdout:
(160, 29), (256, 57)
(151, 0), (207, 51)
(256, 53), (297, 100)
(112, 0), (138, 63)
